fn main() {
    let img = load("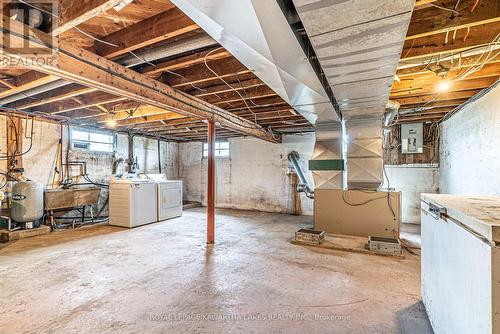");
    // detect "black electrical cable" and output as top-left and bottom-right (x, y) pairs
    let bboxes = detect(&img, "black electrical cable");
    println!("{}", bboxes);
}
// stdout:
(0, 171), (13, 189)
(83, 175), (109, 188)
(0, 111), (35, 160)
